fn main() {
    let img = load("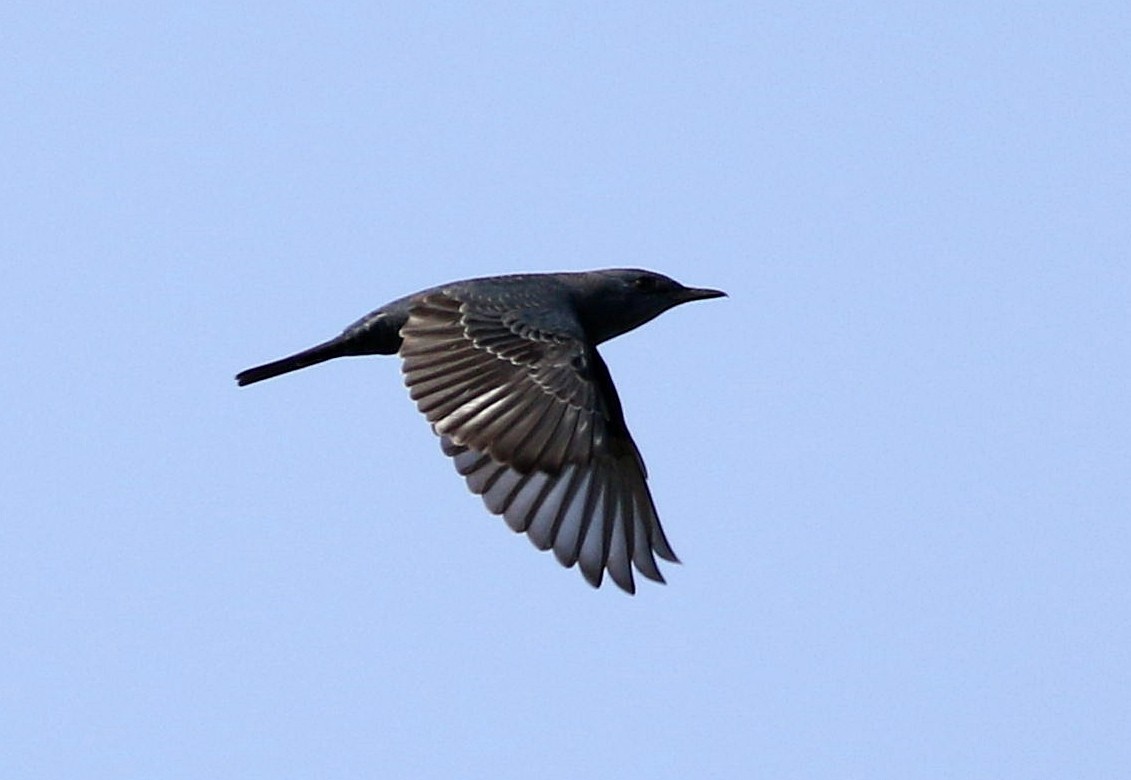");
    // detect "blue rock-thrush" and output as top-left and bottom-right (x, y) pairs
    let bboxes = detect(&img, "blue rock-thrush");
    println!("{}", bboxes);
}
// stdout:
(236, 269), (725, 593)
